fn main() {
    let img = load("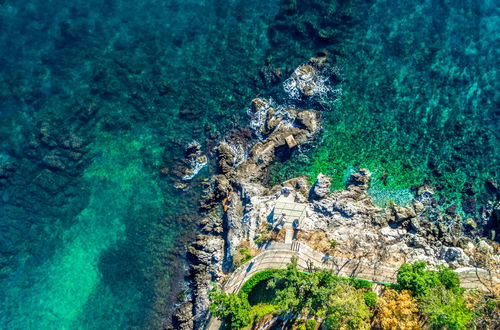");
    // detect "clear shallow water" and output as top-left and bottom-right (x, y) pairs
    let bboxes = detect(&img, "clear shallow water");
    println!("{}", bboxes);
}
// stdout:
(0, 0), (498, 329)
(269, 0), (499, 213)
